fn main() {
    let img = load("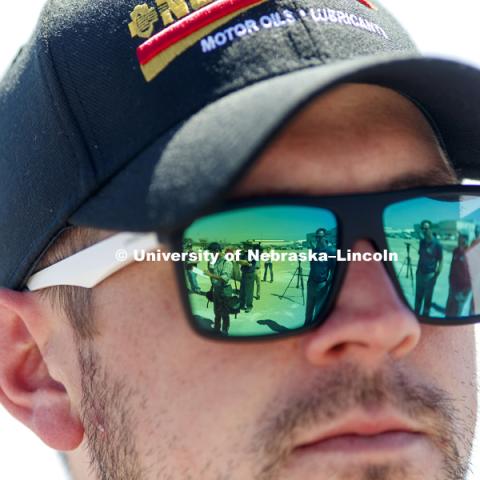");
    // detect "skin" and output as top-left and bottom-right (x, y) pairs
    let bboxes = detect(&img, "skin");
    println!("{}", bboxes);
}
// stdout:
(421, 222), (434, 242)
(0, 84), (477, 480)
